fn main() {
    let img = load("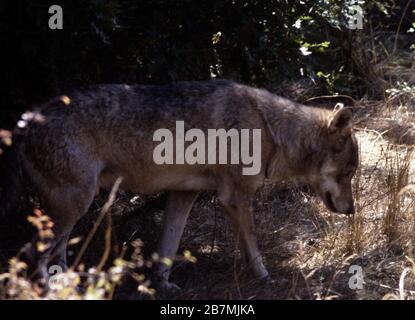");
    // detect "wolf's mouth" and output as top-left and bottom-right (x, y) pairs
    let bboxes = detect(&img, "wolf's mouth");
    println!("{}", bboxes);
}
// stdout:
(324, 192), (337, 213)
